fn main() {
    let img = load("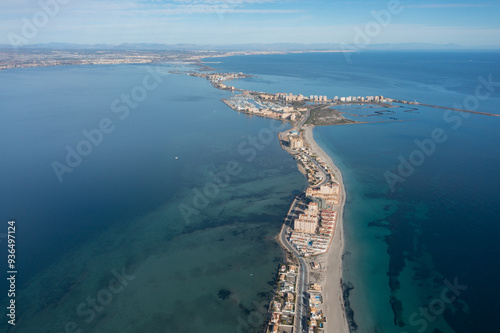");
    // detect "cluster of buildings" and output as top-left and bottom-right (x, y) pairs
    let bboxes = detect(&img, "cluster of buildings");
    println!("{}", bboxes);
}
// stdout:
(257, 92), (392, 105)
(284, 131), (340, 187)
(188, 71), (247, 82)
(266, 265), (298, 333)
(294, 154), (325, 186)
(294, 202), (320, 234)
(307, 291), (326, 332)
(286, 183), (340, 257)
(318, 210), (337, 237)
(223, 94), (298, 121)
(259, 92), (306, 103)
(190, 72), (396, 108)
(333, 95), (389, 103)
(259, 92), (328, 103)
(257, 93), (391, 105)
(285, 131), (305, 149)
(266, 264), (326, 333)
(290, 230), (331, 257)
(290, 207), (337, 257)
(306, 184), (341, 209)
(0, 50), (176, 71)
(213, 82), (236, 91)
(188, 71), (250, 91)
(306, 152), (340, 187)
(309, 95), (329, 102)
